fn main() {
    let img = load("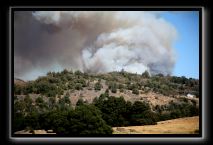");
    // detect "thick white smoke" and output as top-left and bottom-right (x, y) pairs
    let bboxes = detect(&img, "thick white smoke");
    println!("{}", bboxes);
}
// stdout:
(15, 11), (177, 80)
